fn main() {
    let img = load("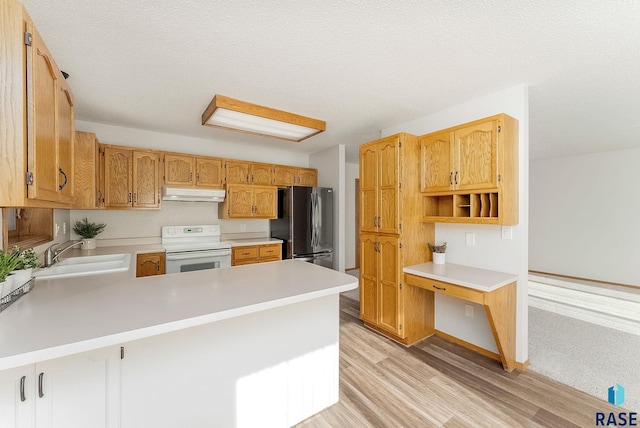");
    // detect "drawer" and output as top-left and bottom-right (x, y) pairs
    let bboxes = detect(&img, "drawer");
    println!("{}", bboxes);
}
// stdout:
(233, 246), (258, 261)
(259, 244), (281, 259)
(405, 273), (484, 304)
(233, 259), (258, 266)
